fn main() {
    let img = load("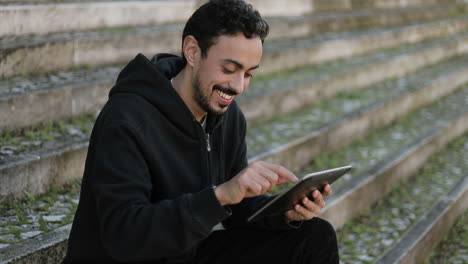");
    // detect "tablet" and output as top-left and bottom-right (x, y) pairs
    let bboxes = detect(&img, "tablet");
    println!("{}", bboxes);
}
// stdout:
(247, 165), (352, 223)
